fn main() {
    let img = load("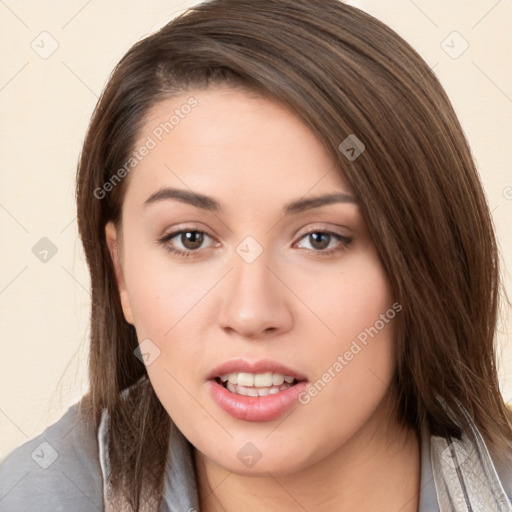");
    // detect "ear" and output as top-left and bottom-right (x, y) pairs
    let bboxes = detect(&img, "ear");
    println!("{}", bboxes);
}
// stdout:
(105, 221), (134, 325)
